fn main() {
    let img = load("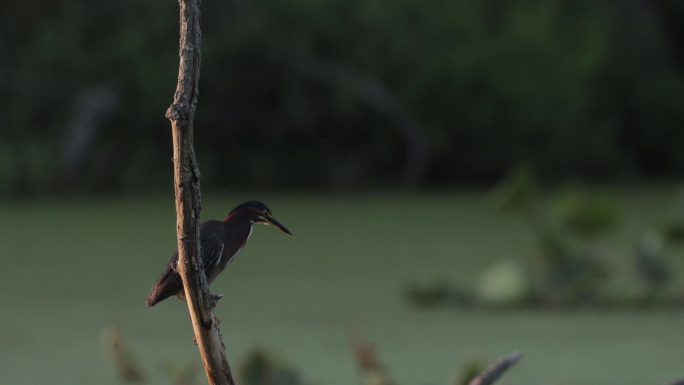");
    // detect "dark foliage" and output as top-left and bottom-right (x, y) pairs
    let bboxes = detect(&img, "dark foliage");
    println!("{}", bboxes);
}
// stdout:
(2, 0), (683, 194)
